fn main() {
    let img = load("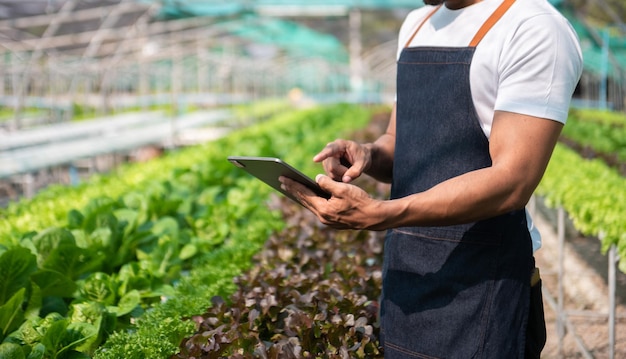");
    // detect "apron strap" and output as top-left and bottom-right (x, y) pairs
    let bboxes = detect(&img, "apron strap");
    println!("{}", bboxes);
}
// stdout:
(403, 4), (442, 48)
(469, 0), (516, 47)
(403, 0), (517, 49)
